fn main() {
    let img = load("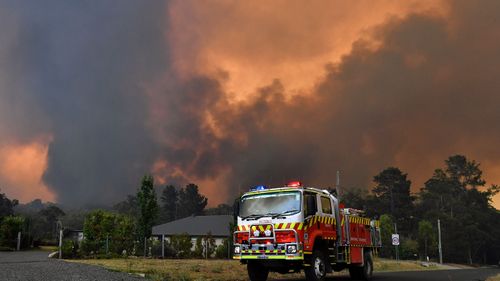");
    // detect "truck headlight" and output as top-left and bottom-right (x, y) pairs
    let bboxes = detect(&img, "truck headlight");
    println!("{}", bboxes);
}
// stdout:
(234, 245), (241, 254)
(286, 244), (297, 254)
(264, 229), (272, 237)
